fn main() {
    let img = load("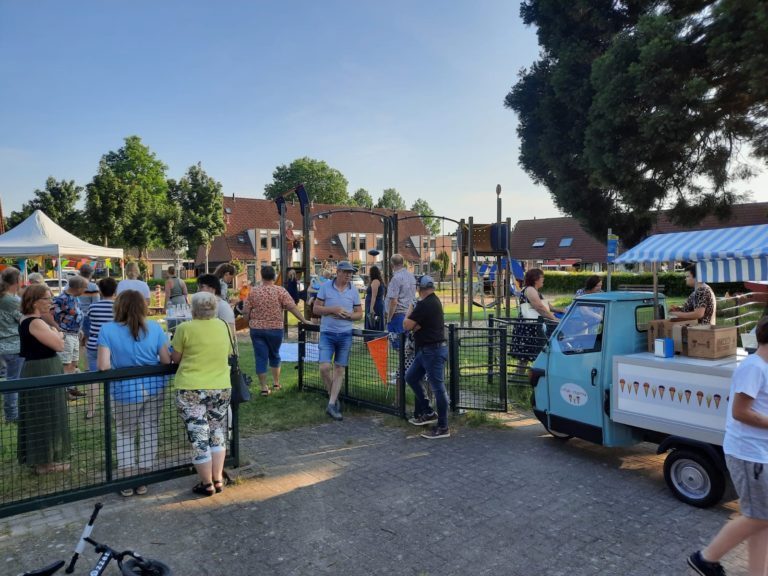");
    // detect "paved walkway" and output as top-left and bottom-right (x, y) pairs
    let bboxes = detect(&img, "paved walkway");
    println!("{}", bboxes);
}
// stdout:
(2, 411), (749, 576)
